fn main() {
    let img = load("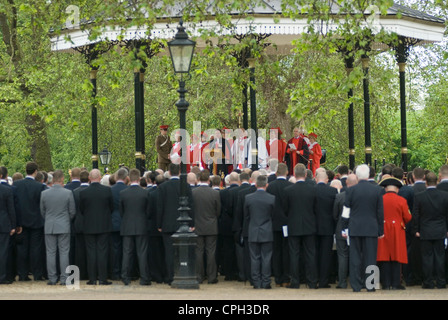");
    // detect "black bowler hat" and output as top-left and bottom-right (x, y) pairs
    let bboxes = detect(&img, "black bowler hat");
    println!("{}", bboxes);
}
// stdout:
(379, 177), (403, 188)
